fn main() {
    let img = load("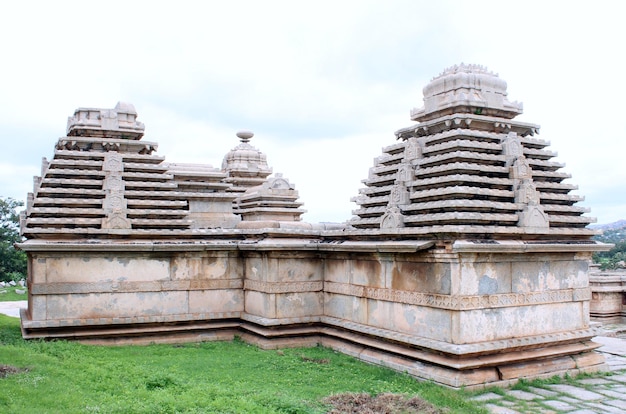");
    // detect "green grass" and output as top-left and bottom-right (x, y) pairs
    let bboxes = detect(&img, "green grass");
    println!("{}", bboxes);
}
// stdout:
(0, 285), (27, 301)
(0, 314), (487, 413)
